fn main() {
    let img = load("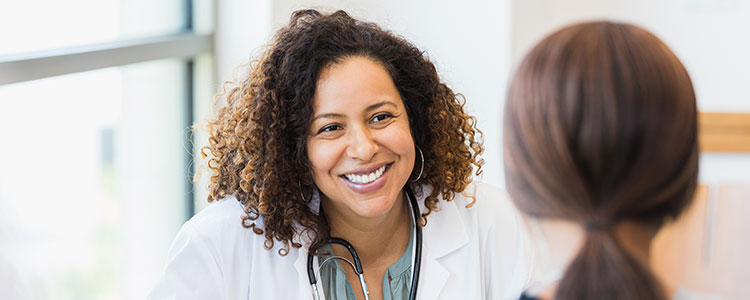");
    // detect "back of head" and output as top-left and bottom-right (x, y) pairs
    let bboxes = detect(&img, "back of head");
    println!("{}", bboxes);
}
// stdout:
(504, 21), (699, 300)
